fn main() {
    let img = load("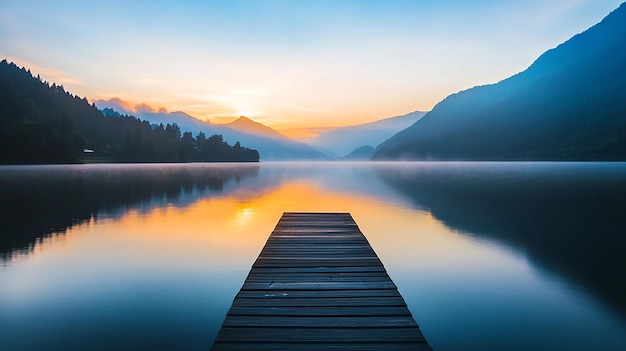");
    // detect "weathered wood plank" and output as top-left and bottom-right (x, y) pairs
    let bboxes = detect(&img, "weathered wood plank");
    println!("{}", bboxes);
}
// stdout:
(245, 272), (390, 279)
(226, 306), (413, 316)
(212, 343), (432, 351)
(215, 326), (425, 342)
(231, 296), (409, 307)
(252, 261), (383, 268)
(248, 266), (388, 274)
(244, 275), (390, 280)
(234, 289), (403, 299)
(222, 316), (420, 328)
(241, 281), (397, 290)
(245, 275), (390, 281)
(257, 253), (376, 257)
(211, 212), (431, 350)
(265, 241), (368, 245)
